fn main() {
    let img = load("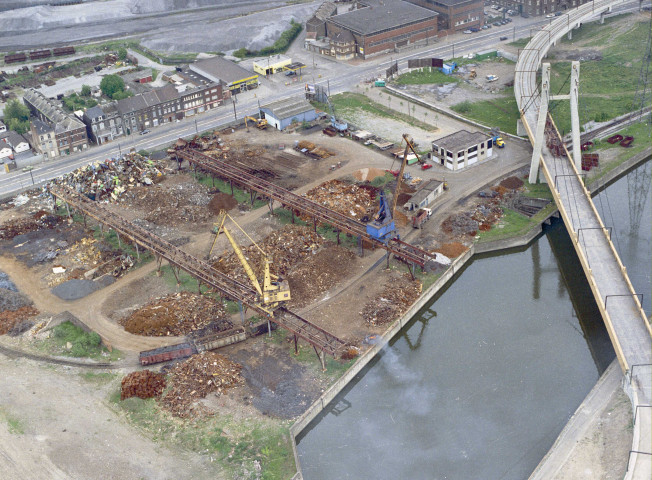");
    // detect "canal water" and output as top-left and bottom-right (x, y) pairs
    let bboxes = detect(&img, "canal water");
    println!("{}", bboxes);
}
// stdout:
(297, 160), (651, 480)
